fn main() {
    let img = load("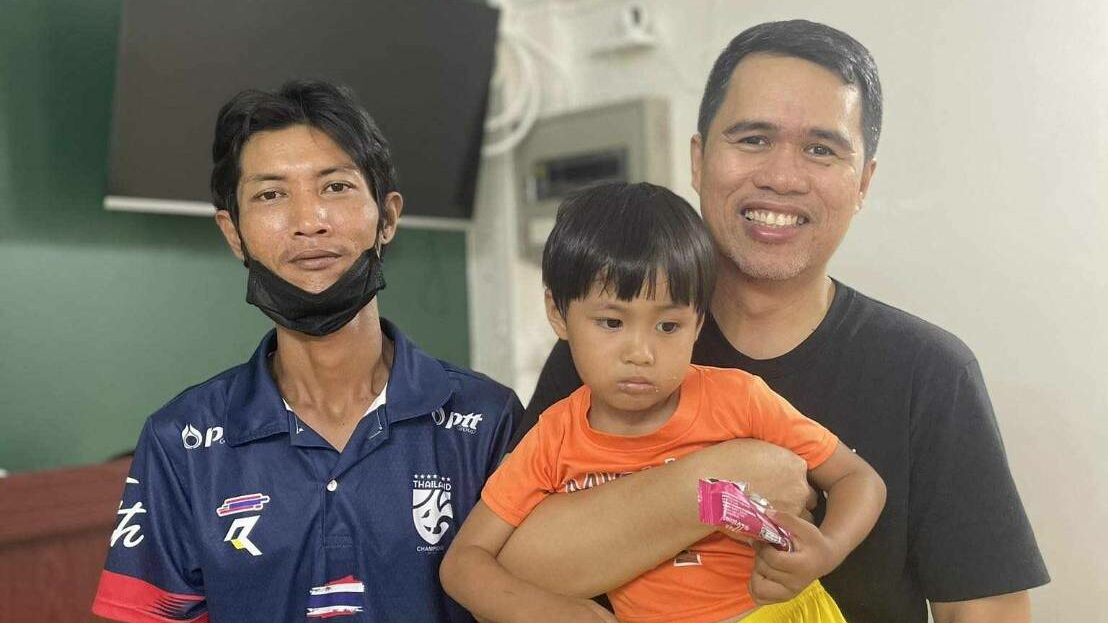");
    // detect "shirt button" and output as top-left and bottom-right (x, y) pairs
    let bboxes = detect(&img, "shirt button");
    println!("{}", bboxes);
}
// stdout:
(326, 479), (338, 492)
